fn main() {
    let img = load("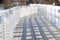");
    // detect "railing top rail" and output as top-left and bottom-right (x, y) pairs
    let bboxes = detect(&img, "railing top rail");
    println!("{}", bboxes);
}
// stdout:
(0, 4), (60, 16)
